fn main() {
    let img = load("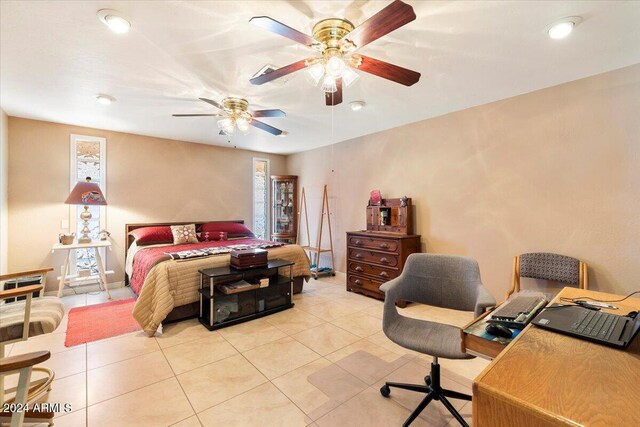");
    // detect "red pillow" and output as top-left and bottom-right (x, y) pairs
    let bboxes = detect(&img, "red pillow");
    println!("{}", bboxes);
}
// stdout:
(200, 231), (228, 242)
(129, 226), (174, 245)
(201, 222), (255, 238)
